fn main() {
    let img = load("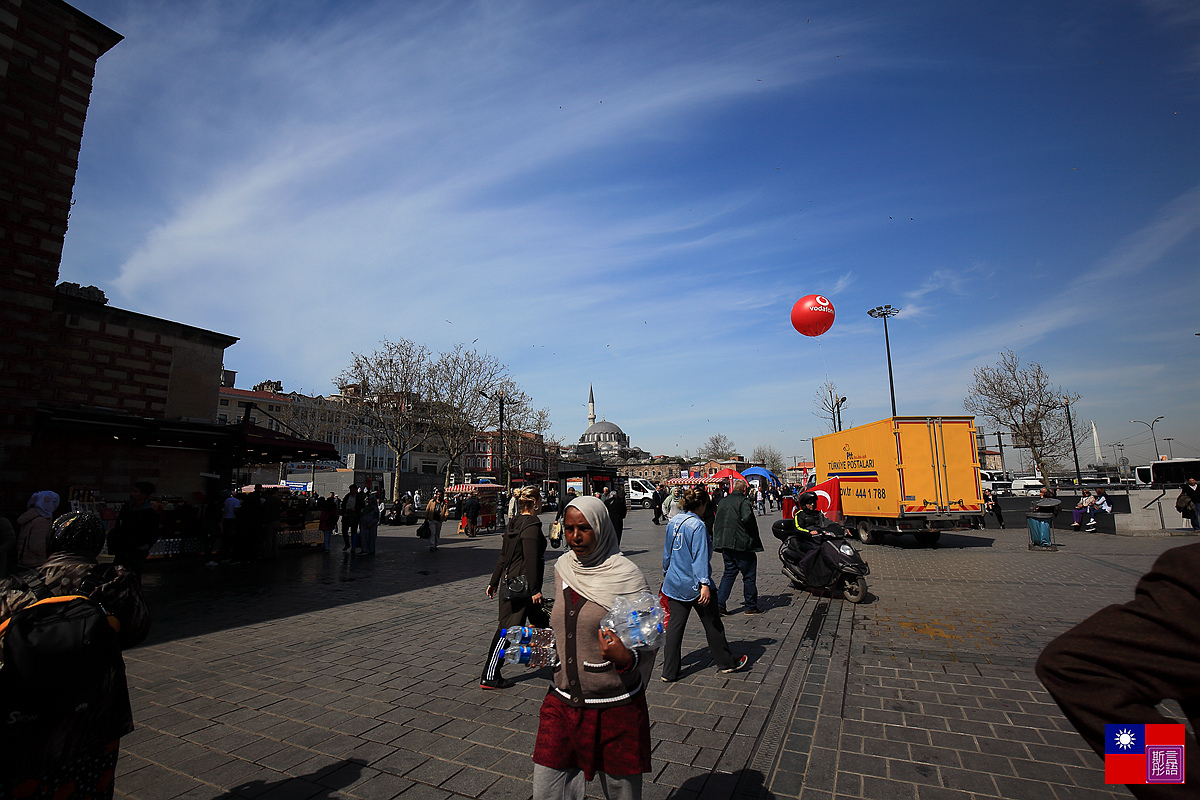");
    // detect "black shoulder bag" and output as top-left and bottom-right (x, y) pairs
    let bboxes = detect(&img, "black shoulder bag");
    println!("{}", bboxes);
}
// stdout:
(499, 524), (532, 600)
